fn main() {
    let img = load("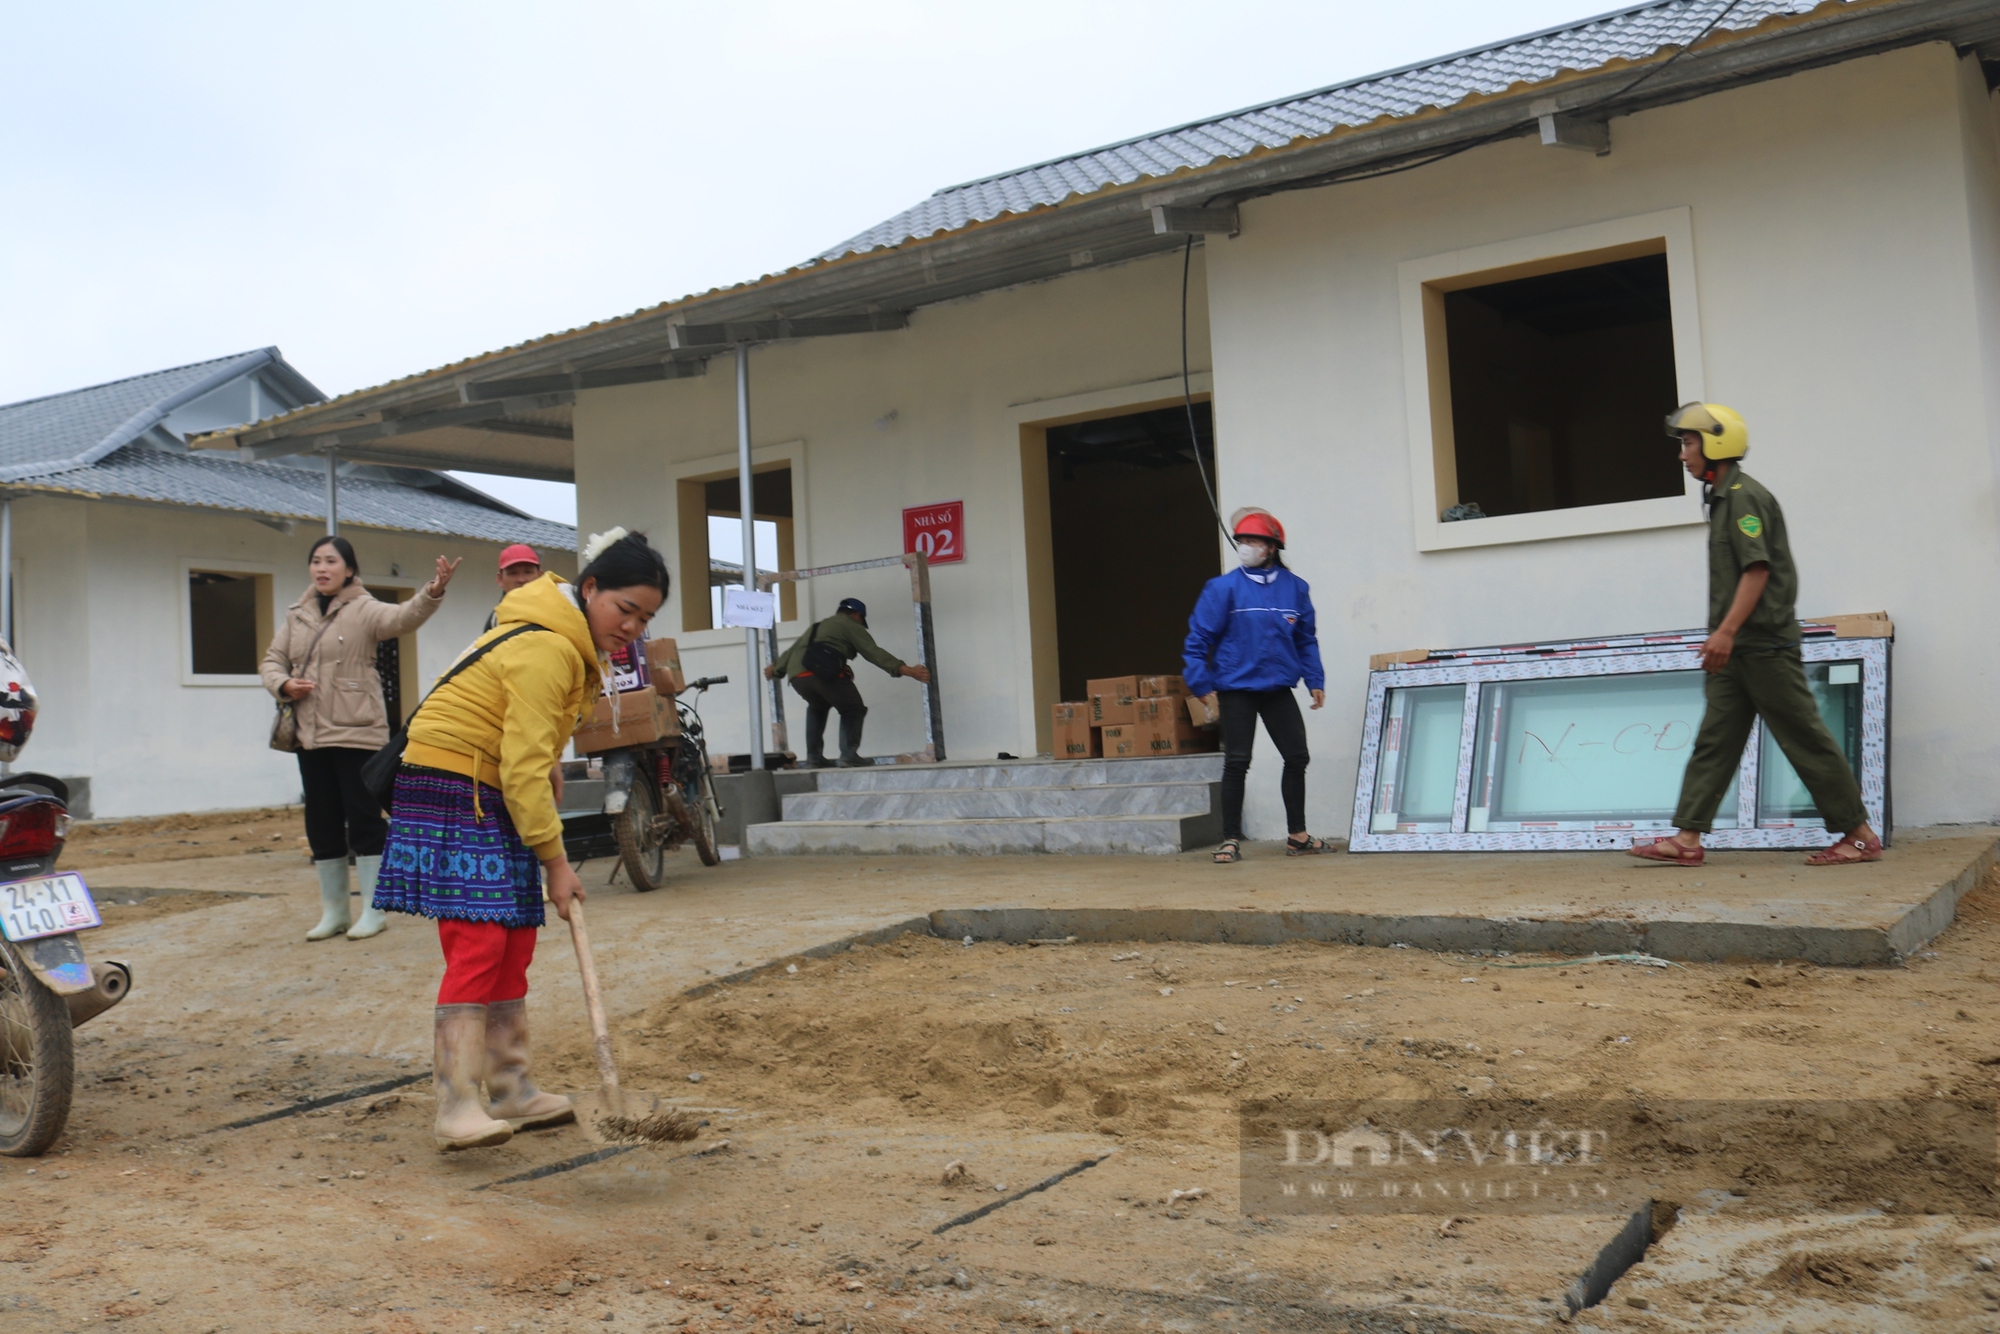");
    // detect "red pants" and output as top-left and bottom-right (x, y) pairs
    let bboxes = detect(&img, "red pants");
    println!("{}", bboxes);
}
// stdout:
(436, 919), (538, 1005)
